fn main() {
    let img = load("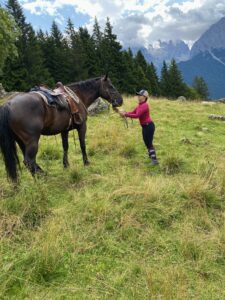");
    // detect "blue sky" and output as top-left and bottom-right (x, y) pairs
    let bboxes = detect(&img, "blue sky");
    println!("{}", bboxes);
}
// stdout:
(22, 5), (90, 32)
(1, 0), (225, 47)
